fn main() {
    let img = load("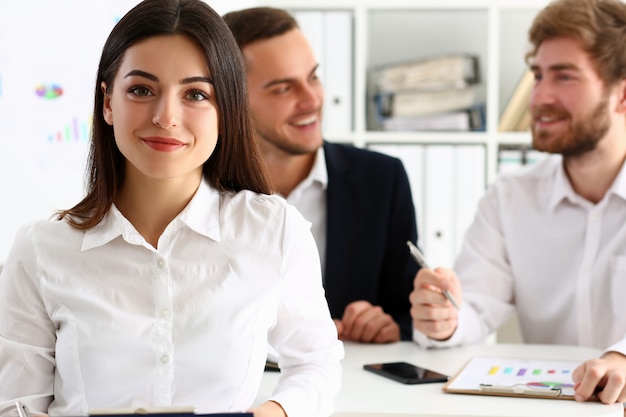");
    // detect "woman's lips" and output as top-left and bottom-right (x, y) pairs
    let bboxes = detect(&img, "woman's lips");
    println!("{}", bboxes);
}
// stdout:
(142, 136), (186, 152)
